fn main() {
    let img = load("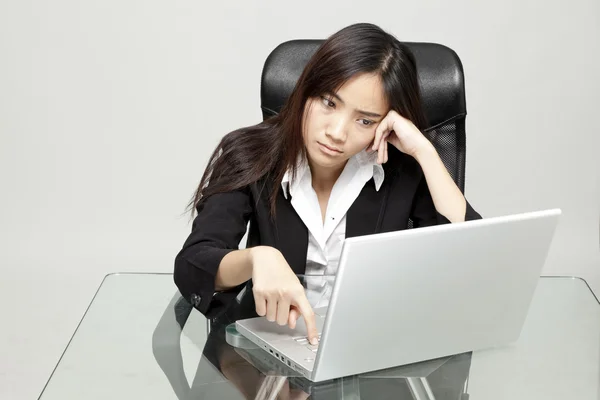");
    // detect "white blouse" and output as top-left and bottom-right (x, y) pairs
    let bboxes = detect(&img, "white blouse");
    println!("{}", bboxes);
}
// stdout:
(281, 150), (384, 308)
